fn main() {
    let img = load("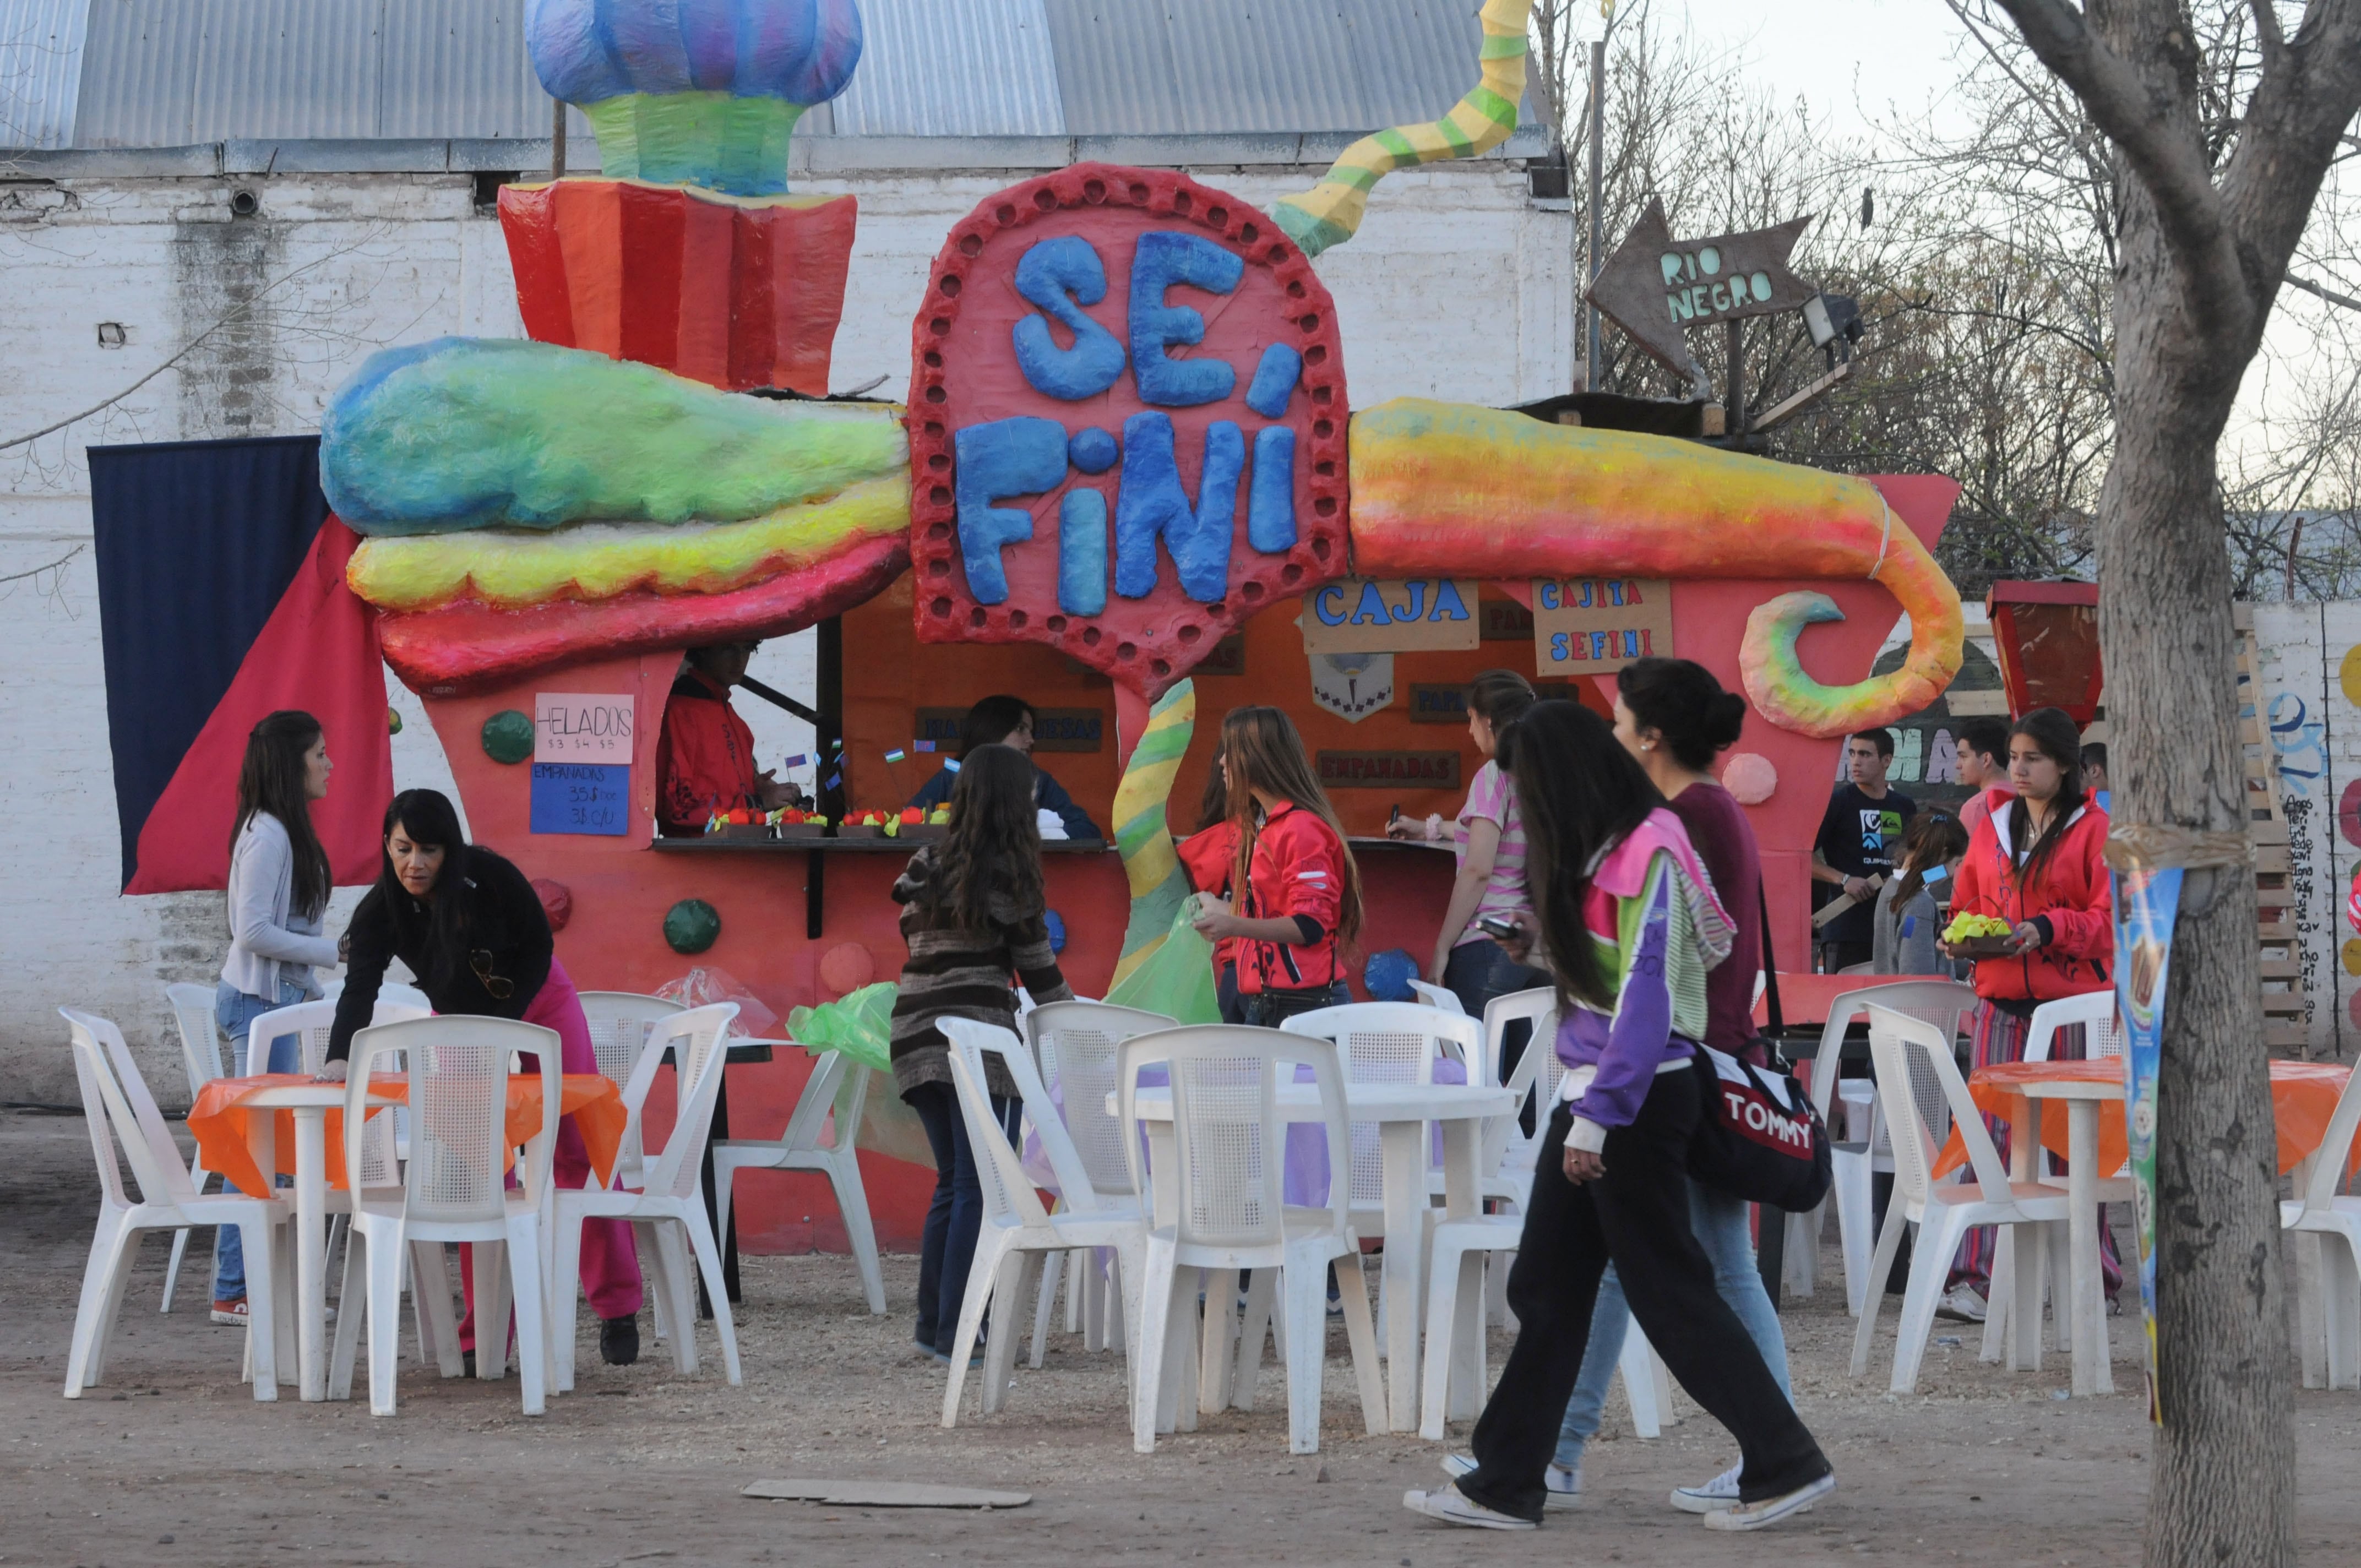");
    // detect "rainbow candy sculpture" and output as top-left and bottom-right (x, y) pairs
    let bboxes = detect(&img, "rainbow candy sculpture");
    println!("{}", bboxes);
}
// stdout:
(324, 0), (1965, 738)
(1349, 400), (1963, 734)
